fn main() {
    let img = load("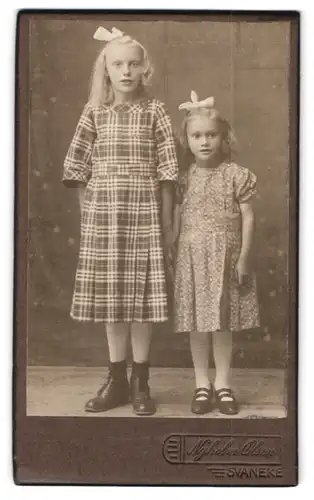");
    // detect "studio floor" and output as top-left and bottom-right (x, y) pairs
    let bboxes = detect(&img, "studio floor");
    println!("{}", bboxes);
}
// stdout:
(27, 367), (286, 418)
